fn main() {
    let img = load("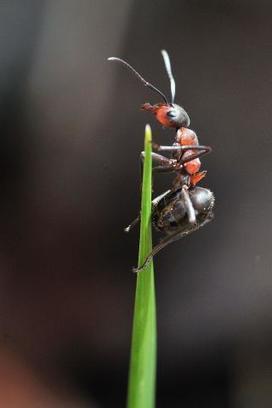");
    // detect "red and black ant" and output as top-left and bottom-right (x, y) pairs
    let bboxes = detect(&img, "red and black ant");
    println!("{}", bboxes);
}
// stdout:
(108, 50), (214, 272)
